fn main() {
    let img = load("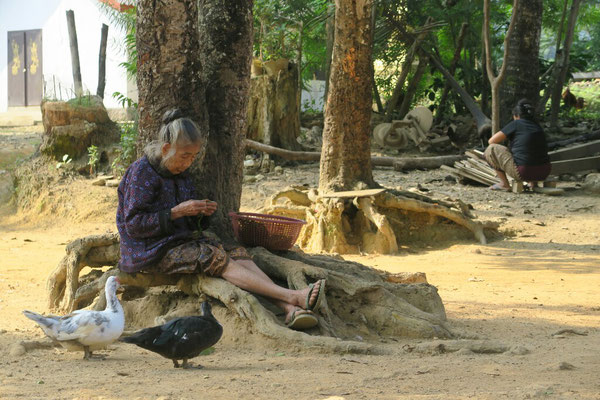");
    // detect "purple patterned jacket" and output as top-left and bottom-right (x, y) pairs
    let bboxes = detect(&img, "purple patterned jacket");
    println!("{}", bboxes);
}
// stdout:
(116, 155), (204, 273)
